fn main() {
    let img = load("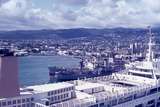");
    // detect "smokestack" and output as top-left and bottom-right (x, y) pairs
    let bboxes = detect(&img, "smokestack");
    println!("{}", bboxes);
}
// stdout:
(0, 49), (20, 98)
